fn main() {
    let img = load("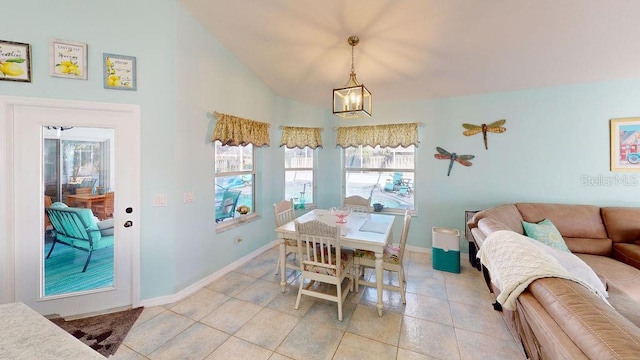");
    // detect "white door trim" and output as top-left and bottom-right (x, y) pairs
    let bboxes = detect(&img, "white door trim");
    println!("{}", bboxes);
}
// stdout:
(0, 95), (141, 311)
